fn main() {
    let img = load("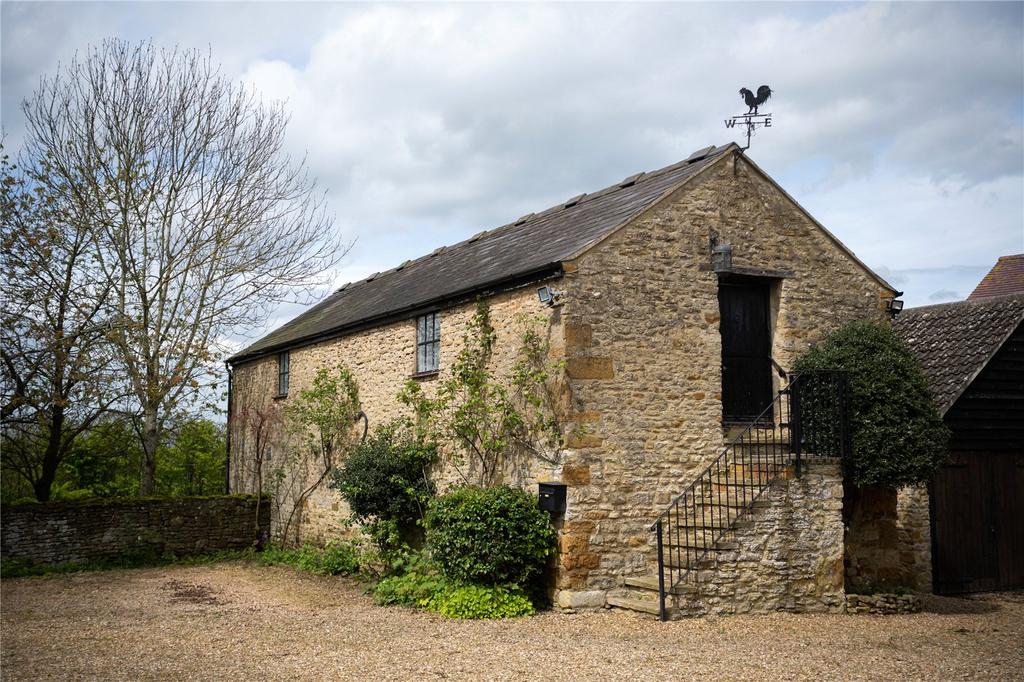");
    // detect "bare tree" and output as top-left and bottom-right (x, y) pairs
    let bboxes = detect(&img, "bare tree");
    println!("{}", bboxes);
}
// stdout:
(19, 40), (346, 494)
(232, 400), (285, 542)
(0, 153), (124, 500)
